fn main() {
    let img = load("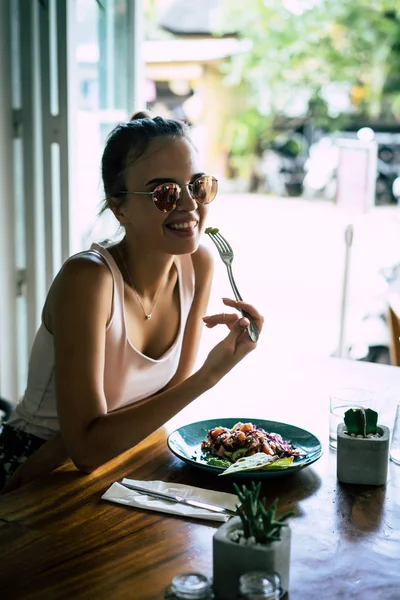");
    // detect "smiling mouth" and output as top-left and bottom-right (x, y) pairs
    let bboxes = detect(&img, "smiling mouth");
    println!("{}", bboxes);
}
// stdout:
(166, 220), (198, 231)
